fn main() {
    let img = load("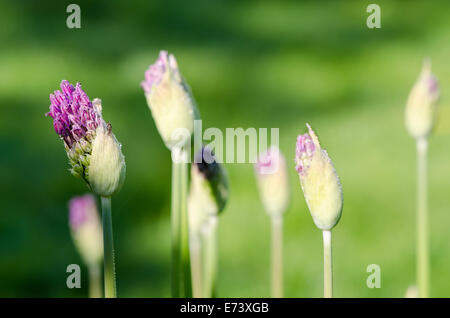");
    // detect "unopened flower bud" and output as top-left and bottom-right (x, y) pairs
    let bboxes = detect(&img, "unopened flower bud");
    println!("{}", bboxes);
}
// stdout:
(254, 146), (290, 217)
(295, 124), (343, 230)
(69, 194), (103, 266)
(46, 81), (126, 197)
(188, 147), (229, 234)
(89, 123), (126, 197)
(141, 51), (199, 150)
(405, 59), (440, 139)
